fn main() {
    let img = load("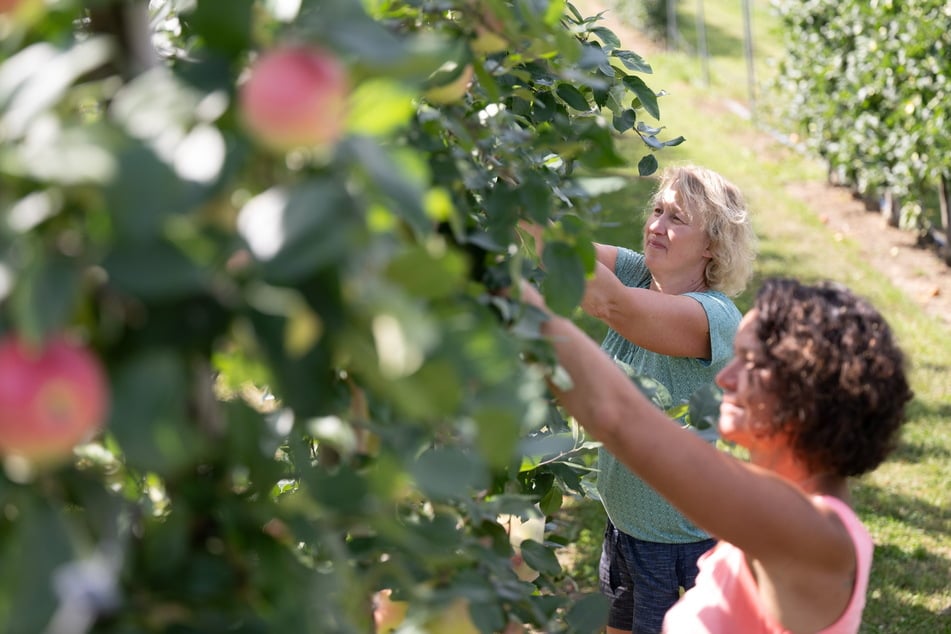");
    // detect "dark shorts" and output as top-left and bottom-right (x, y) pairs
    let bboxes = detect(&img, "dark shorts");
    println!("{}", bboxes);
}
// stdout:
(599, 521), (716, 634)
